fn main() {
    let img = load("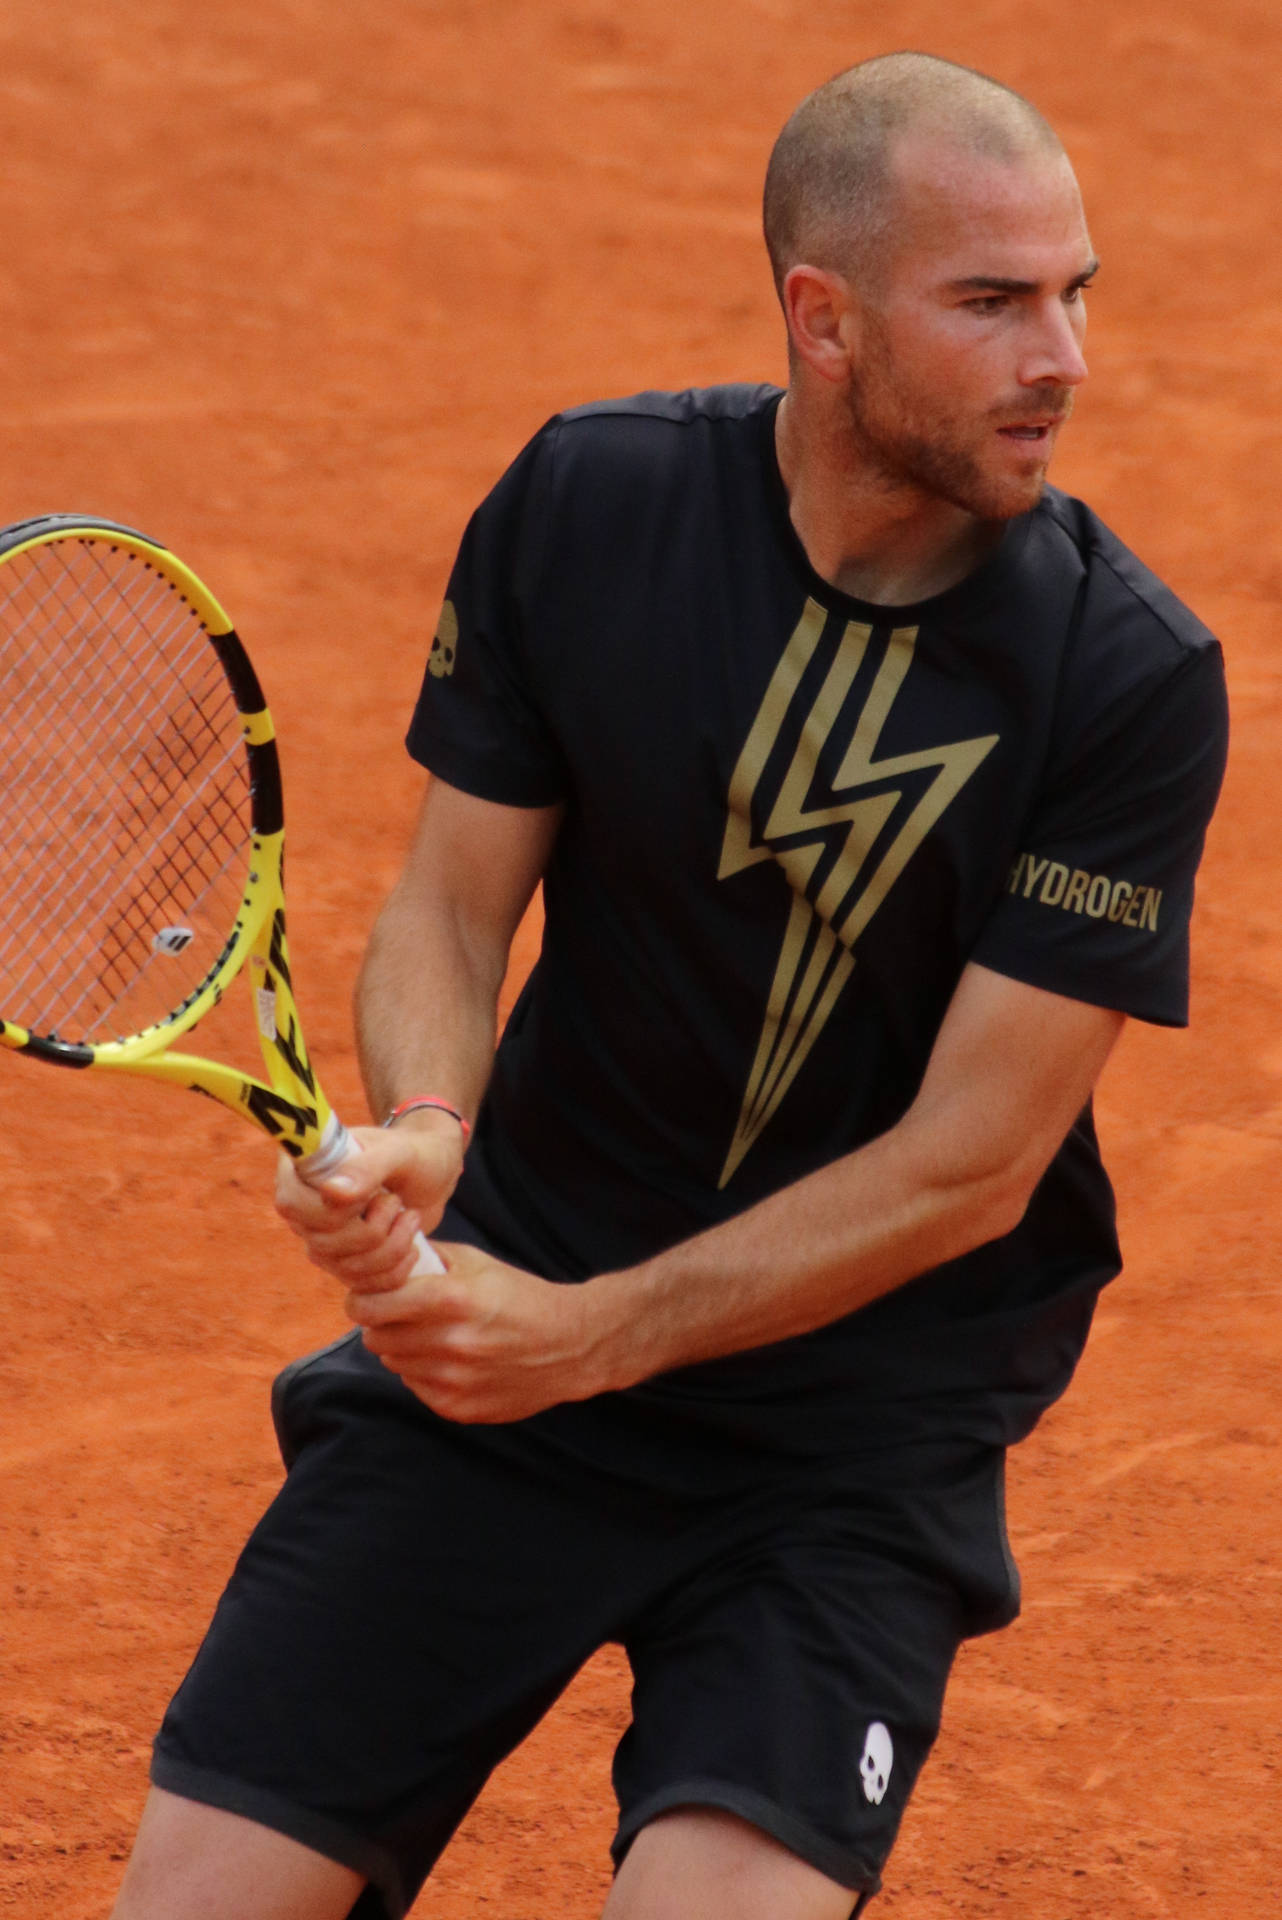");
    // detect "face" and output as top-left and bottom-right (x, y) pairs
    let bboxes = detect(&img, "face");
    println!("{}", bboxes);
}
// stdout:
(840, 135), (1095, 520)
